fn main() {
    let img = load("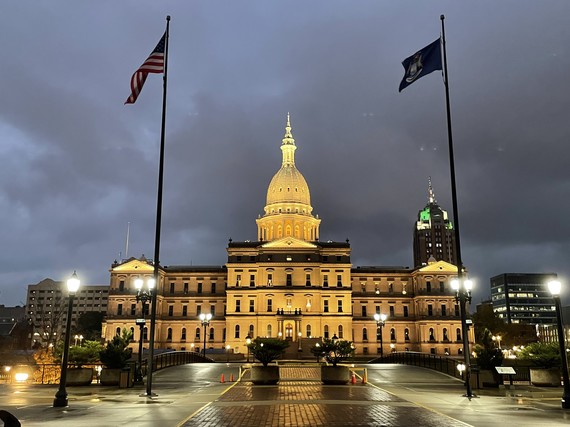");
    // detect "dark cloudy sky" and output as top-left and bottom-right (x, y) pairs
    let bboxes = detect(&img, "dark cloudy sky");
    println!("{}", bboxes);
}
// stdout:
(2, 1), (570, 307)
